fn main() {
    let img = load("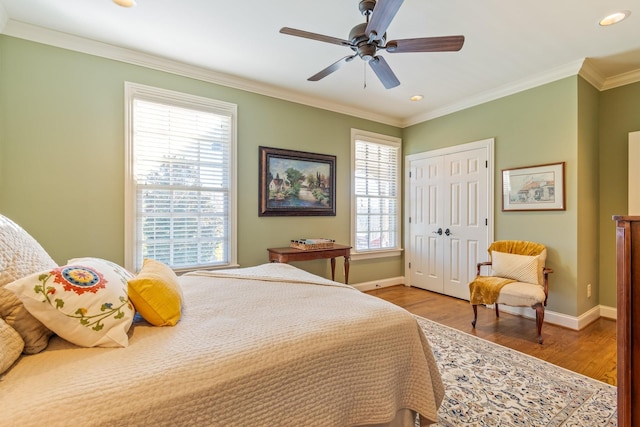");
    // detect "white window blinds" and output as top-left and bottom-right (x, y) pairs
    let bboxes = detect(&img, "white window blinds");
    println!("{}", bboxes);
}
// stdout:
(352, 131), (401, 253)
(125, 83), (237, 272)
